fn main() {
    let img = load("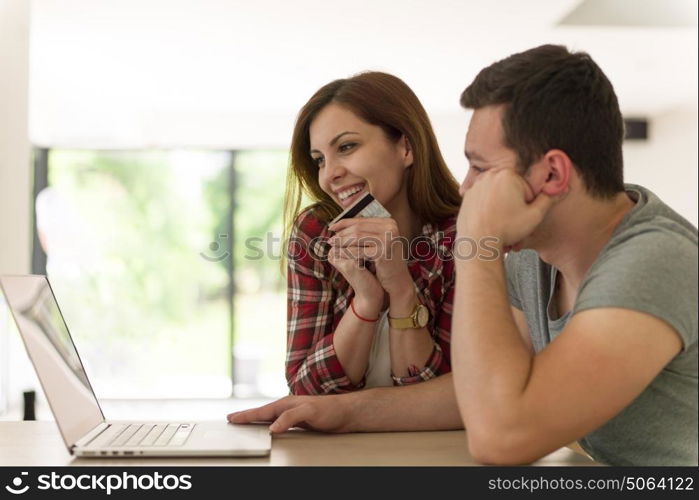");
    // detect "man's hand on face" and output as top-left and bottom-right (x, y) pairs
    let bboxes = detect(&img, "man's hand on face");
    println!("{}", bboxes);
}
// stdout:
(457, 167), (558, 251)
